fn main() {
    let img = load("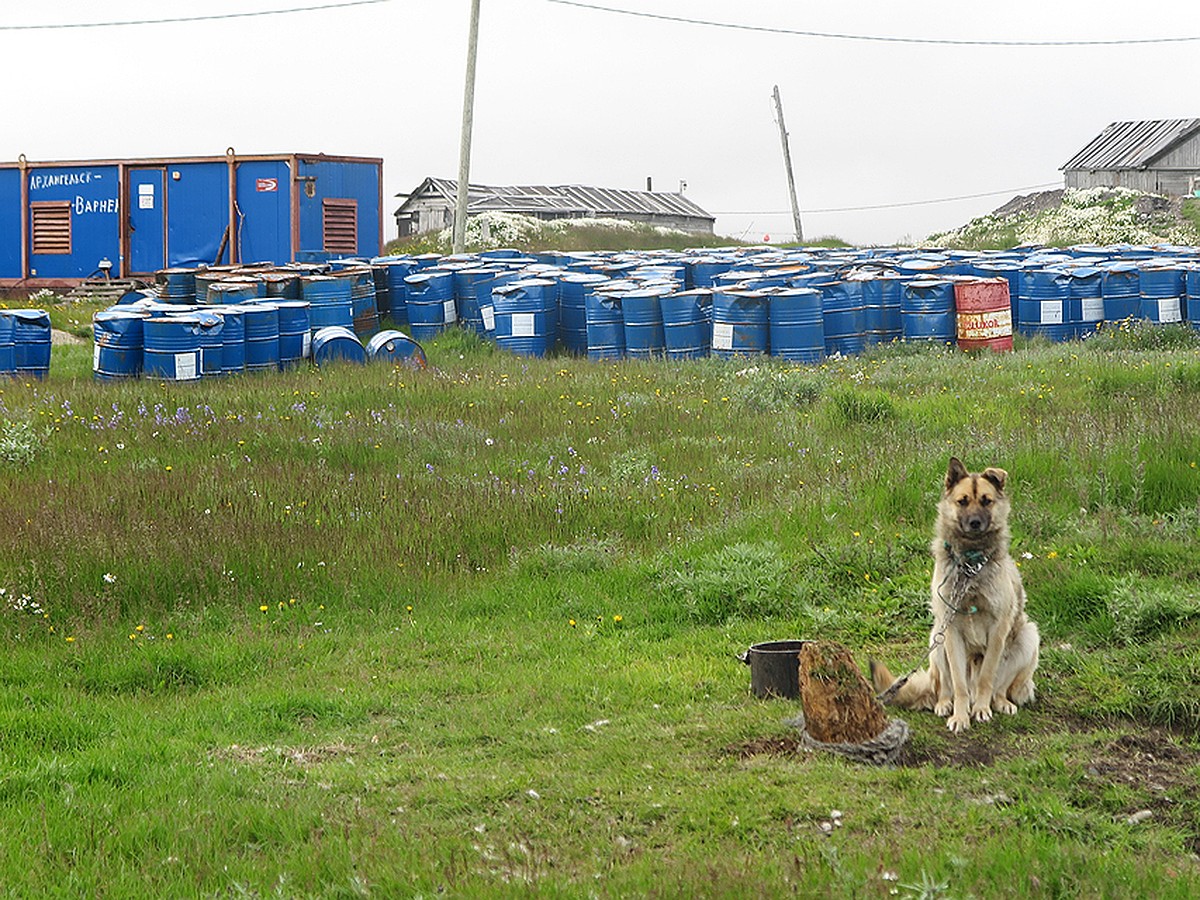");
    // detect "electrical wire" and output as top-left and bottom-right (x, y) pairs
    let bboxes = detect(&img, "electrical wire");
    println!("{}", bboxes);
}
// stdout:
(715, 181), (1062, 215)
(0, 0), (392, 31)
(546, 1), (1200, 47)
